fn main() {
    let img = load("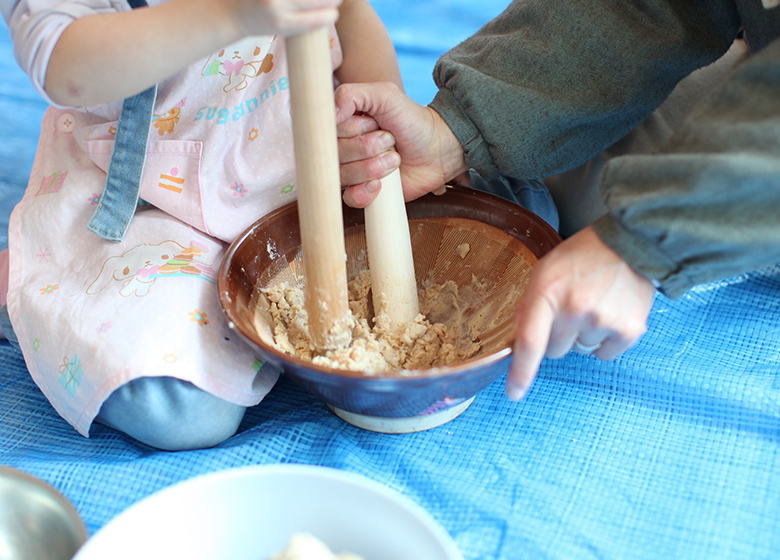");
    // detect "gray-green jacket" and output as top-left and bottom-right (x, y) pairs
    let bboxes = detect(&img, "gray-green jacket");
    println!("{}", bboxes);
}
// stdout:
(430, 0), (780, 298)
